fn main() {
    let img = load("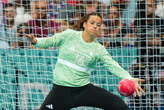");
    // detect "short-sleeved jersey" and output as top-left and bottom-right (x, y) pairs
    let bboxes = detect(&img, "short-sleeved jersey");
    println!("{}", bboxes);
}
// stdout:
(34, 29), (132, 87)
